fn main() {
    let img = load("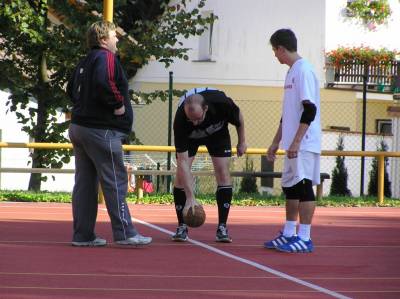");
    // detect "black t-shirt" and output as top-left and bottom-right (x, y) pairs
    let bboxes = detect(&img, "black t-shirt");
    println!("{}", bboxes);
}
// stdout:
(173, 89), (241, 152)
